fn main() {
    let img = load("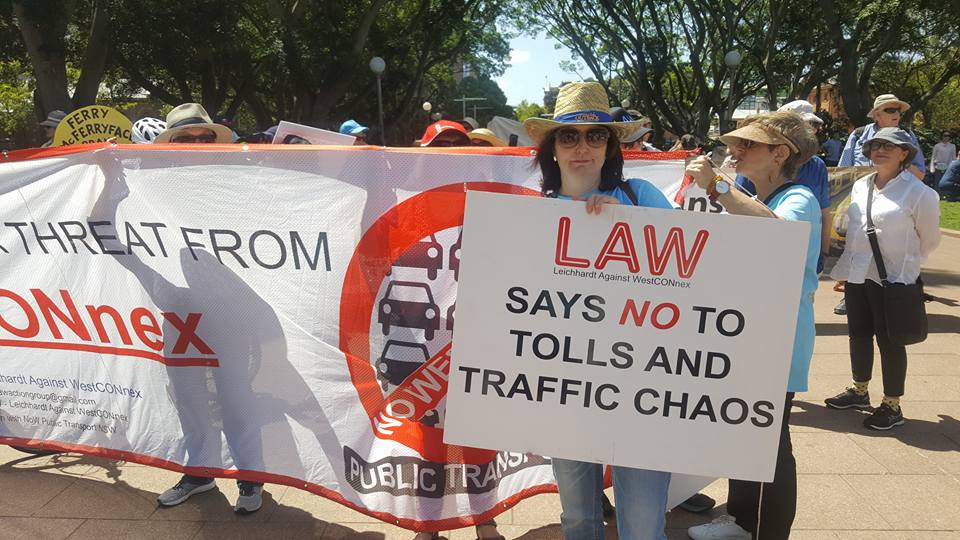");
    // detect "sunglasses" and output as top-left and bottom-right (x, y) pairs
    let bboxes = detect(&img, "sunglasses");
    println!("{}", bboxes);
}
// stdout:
(866, 140), (905, 152)
(880, 107), (902, 115)
(171, 133), (218, 143)
(730, 138), (772, 151)
(555, 128), (610, 148)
